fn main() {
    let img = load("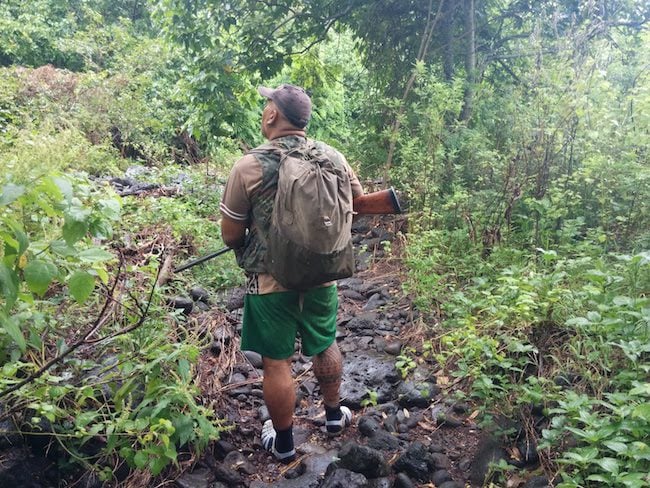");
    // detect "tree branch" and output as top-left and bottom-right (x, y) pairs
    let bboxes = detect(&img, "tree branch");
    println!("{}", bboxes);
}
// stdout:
(383, 0), (444, 185)
(0, 256), (164, 399)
